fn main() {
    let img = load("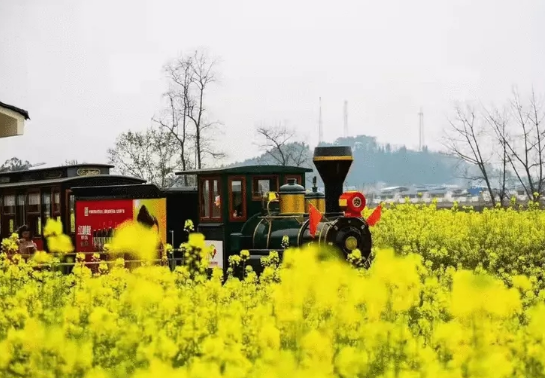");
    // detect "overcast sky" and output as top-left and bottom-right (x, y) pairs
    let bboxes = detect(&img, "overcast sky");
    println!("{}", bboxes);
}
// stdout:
(1, 0), (544, 168)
